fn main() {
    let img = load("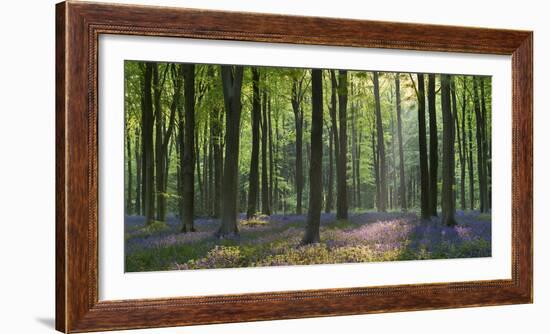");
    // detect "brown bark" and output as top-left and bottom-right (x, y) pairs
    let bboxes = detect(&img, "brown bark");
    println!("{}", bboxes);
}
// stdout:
(218, 65), (244, 238)
(441, 74), (456, 226)
(246, 68), (261, 219)
(181, 64), (196, 232)
(291, 75), (305, 215)
(473, 76), (487, 212)
(303, 69), (323, 244)
(126, 129), (133, 214)
(373, 72), (387, 212)
(416, 74), (430, 219)
(336, 70), (348, 219)
(141, 63), (155, 225)
(395, 73), (407, 211)
(428, 74), (438, 216)
(261, 90), (270, 215)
